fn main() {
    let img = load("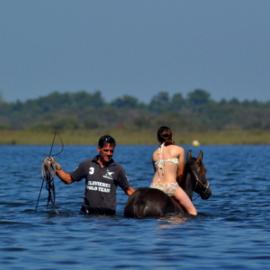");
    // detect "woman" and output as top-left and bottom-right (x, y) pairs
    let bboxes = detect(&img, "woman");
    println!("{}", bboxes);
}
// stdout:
(150, 126), (197, 216)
